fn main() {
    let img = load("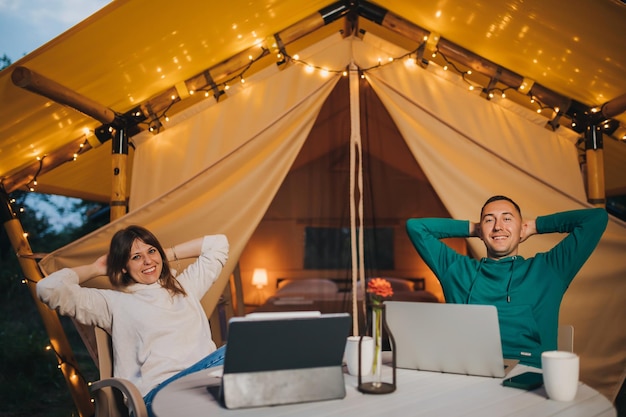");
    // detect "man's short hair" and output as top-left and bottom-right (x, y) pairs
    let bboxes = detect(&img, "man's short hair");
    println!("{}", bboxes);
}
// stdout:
(481, 195), (522, 218)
